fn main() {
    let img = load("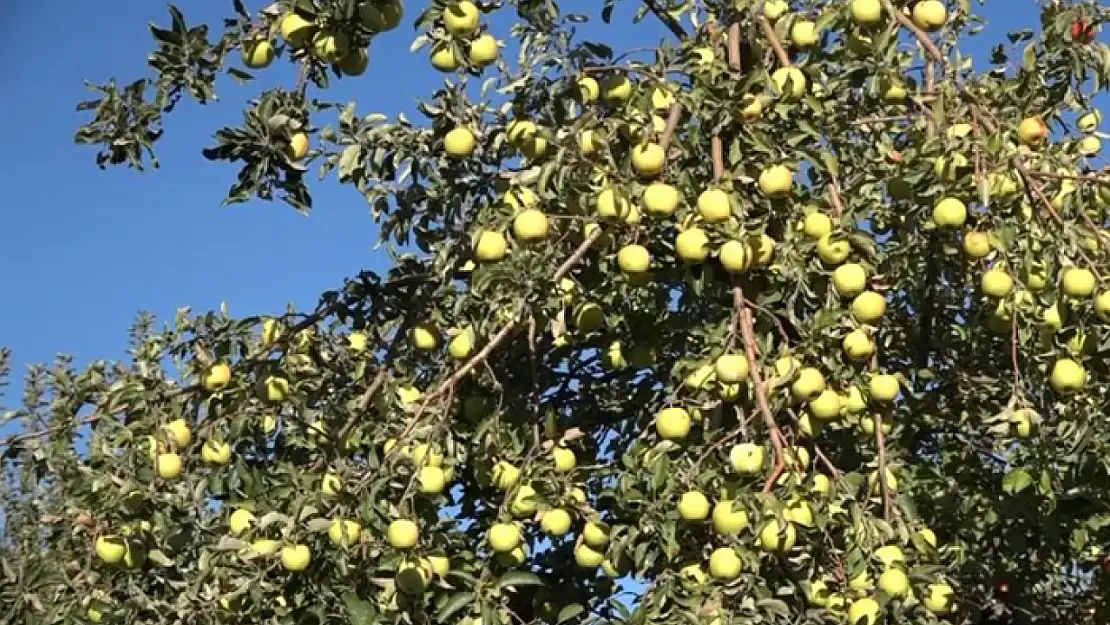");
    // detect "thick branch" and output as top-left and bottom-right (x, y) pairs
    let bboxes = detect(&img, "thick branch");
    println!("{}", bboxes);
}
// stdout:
(757, 16), (790, 67)
(734, 286), (787, 493)
(640, 0), (687, 40)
